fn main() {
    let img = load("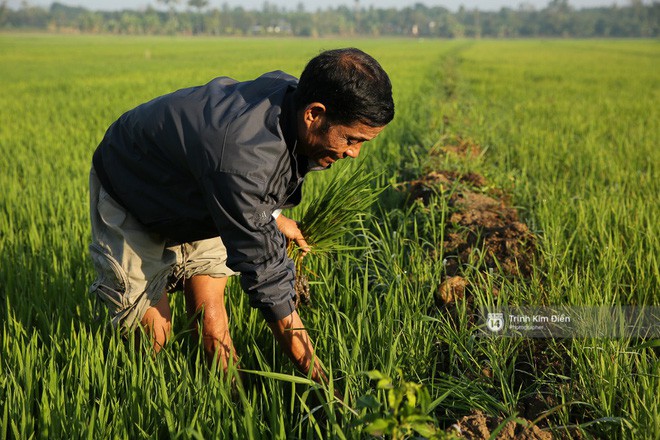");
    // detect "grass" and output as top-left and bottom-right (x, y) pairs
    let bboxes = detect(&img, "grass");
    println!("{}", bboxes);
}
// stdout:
(1, 35), (658, 438)
(434, 39), (659, 438)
